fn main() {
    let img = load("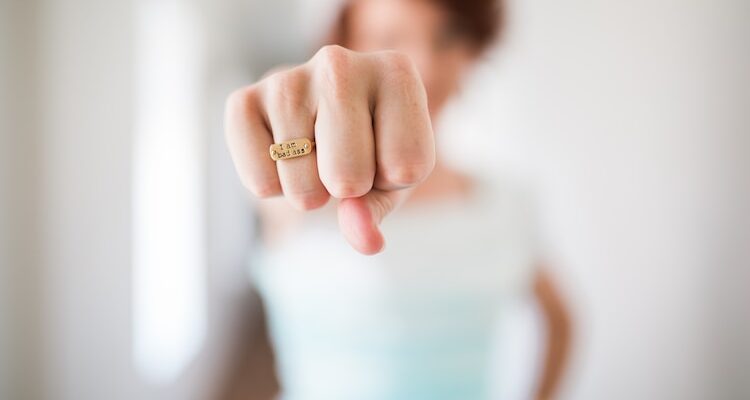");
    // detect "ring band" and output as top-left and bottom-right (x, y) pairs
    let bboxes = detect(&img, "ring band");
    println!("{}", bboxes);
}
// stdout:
(269, 138), (315, 161)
